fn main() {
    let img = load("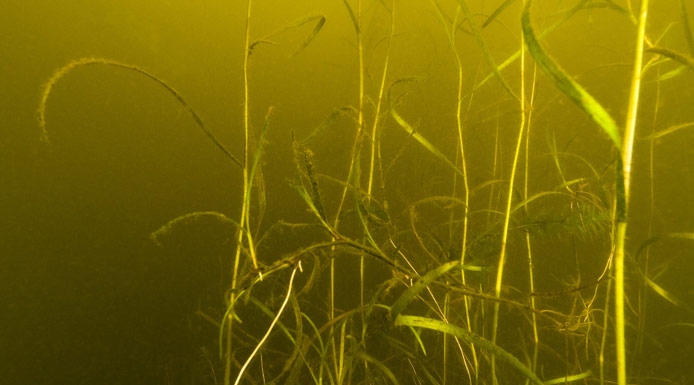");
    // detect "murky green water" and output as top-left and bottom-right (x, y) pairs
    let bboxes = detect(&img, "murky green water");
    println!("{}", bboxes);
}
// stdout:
(3, 1), (694, 384)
